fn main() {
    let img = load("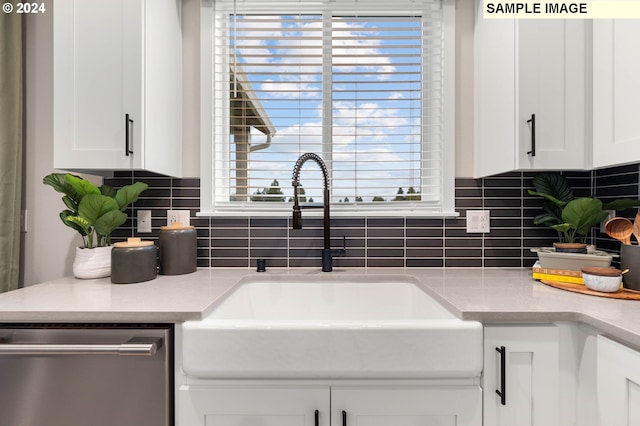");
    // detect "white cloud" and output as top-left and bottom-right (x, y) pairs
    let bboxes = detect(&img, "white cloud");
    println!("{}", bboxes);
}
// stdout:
(230, 14), (421, 201)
